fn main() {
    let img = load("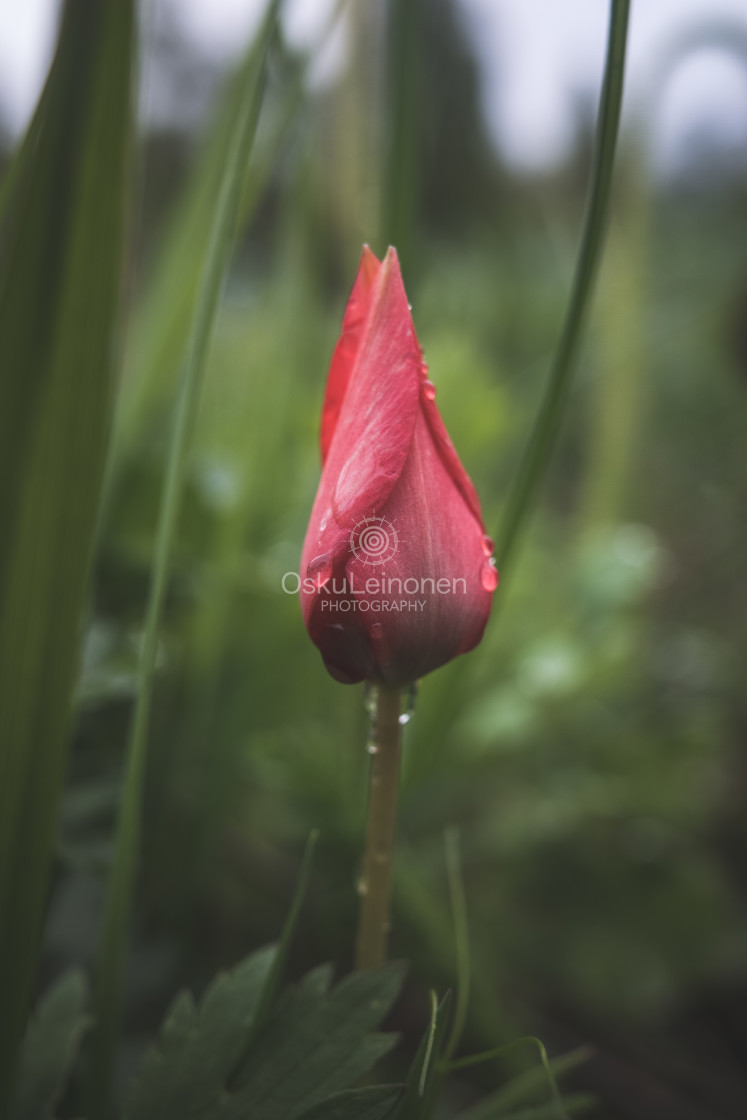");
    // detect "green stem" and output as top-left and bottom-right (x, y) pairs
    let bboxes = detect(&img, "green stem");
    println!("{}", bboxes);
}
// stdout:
(382, 0), (420, 275)
(496, 0), (631, 573)
(355, 686), (403, 970)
